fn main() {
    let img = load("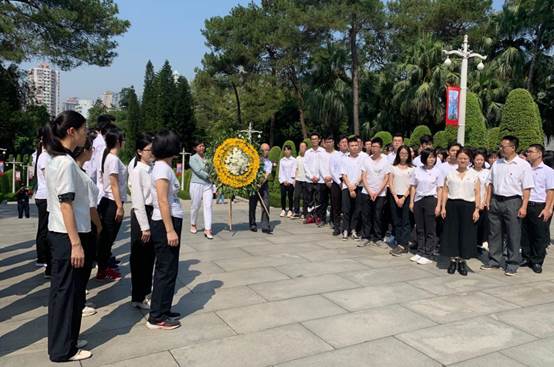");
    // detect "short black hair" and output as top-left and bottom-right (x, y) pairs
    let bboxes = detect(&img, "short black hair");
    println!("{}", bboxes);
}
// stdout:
(473, 149), (487, 161)
(420, 135), (433, 145)
(324, 134), (335, 141)
(529, 144), (545, 156)
(97, 114), (116, 134)
(457, 148), (474, 160)
(371, 137), (383, 147)
(502, 135), (519, 150)
(393, 133), (404, 140)
(283, 144), (292, 151)
(309, 132), (321, 139)
(192, 139), (205, 148)
(447, 142), (463, 151)
(153, 130), (181, 159)
(393, 145), (413, 166)
(420, 148), (436, 166)
(347, 136), (358, 144)
(339, 135), (348, 143)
